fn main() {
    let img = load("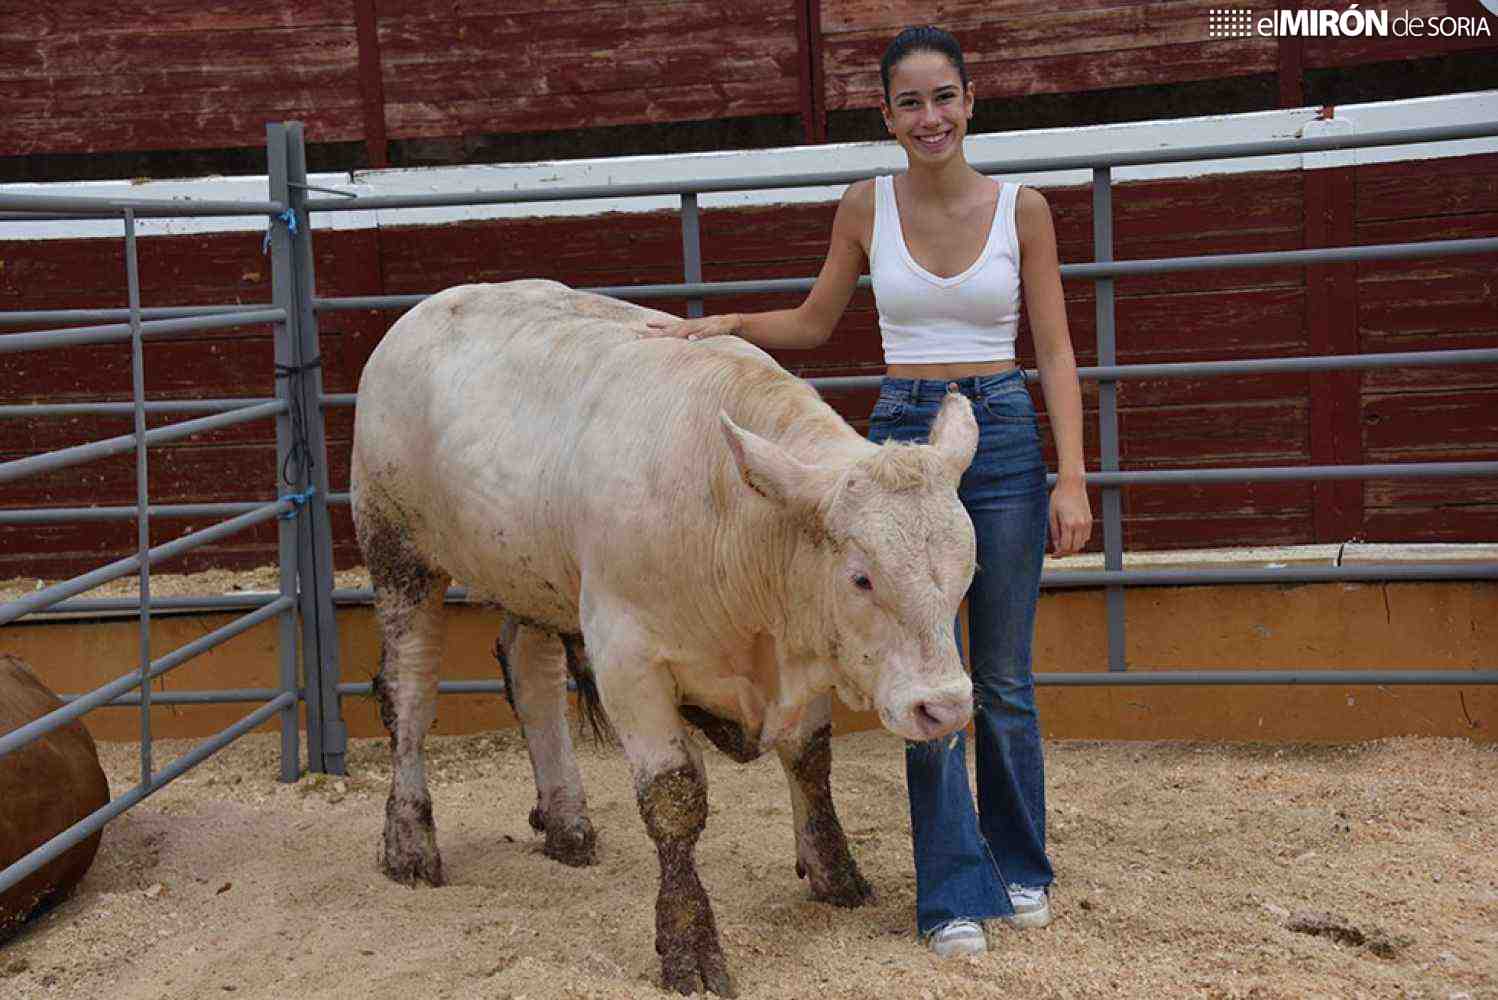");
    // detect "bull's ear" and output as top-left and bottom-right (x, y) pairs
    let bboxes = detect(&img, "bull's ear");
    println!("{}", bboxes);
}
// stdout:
(929, 391), (978, 483)
(719, 411), (824, 513)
